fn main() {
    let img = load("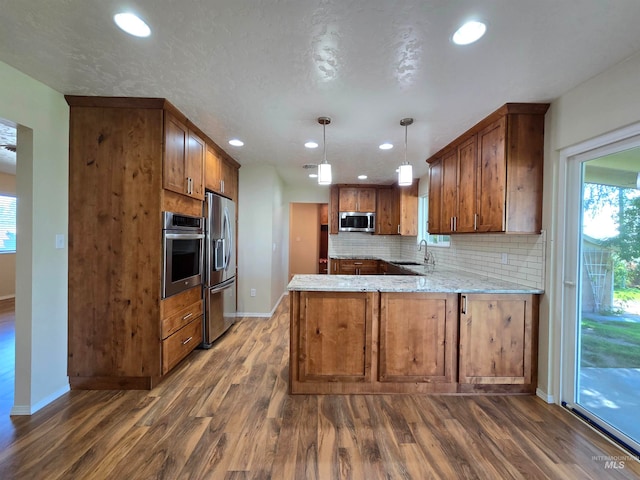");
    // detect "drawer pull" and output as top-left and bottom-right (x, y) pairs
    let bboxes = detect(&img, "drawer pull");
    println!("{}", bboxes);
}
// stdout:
(354, 262), (363, 265)
(182, 312), (193, 321)
(182, 336), (193, 345)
